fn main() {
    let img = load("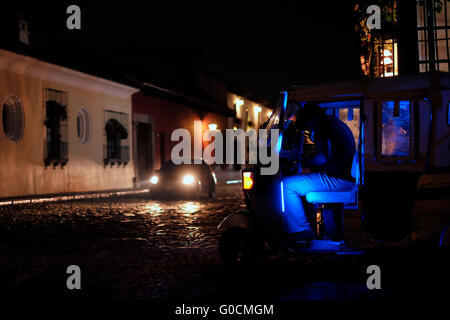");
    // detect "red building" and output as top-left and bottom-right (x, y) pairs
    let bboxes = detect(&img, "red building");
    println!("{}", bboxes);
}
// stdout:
(131, 72), (233, 187)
